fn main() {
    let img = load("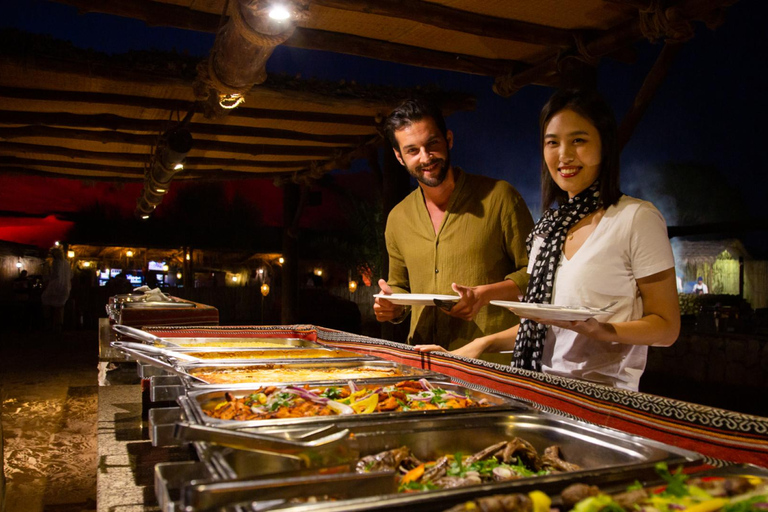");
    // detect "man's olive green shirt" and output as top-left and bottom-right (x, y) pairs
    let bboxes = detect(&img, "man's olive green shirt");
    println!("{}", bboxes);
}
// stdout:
(385, 169), (534, 364)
